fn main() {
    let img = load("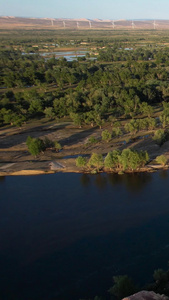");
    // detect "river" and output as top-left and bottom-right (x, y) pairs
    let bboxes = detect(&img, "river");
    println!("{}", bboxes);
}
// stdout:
(1, 171), (169, 300)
